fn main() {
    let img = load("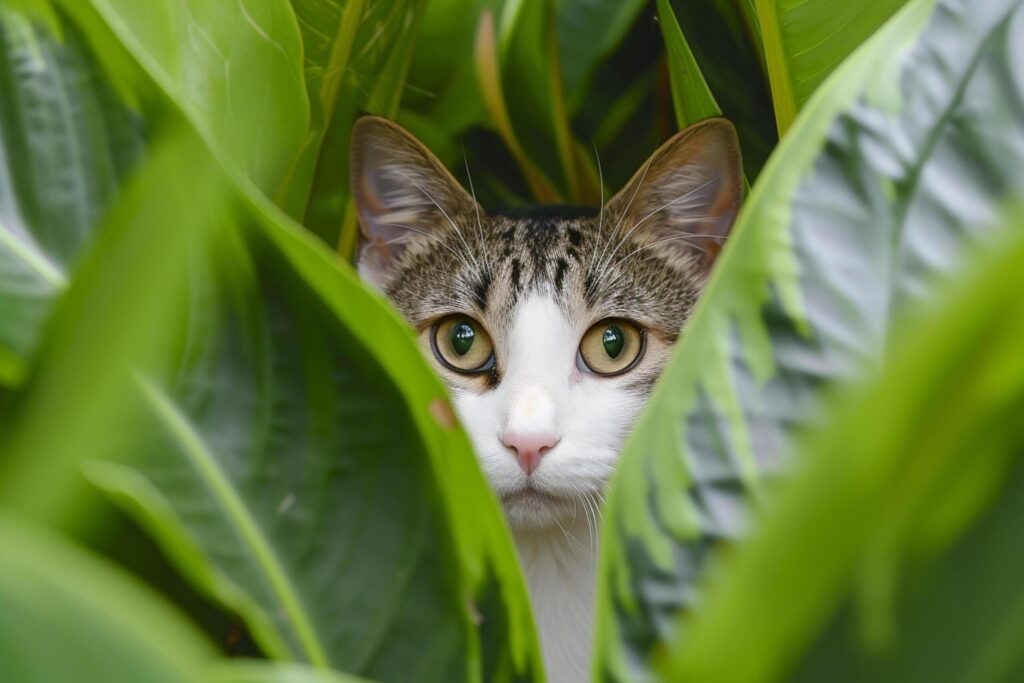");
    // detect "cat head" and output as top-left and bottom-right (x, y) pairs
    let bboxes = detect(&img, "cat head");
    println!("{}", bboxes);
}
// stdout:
(352, 116), (741, 530)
